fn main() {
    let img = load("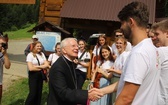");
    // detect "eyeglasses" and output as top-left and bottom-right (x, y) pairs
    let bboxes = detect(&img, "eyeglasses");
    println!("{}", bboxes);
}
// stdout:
(115, 35), (123, 37)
